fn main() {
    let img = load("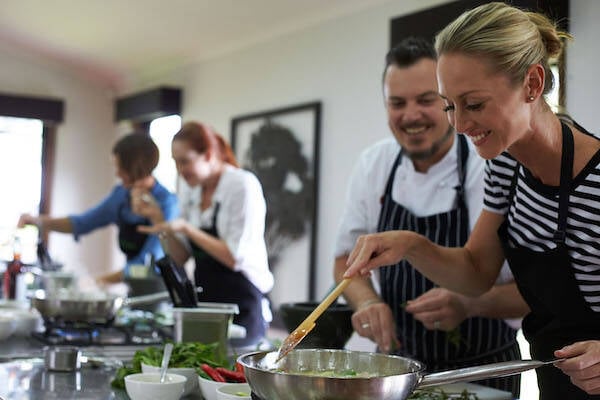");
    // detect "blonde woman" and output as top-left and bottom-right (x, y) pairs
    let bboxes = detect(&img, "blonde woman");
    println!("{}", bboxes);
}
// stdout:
(344, 3), (600, 398)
